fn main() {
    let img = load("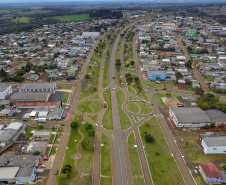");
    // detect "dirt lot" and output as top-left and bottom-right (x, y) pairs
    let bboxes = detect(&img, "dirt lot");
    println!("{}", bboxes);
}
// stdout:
(161, 96), (180, 108)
